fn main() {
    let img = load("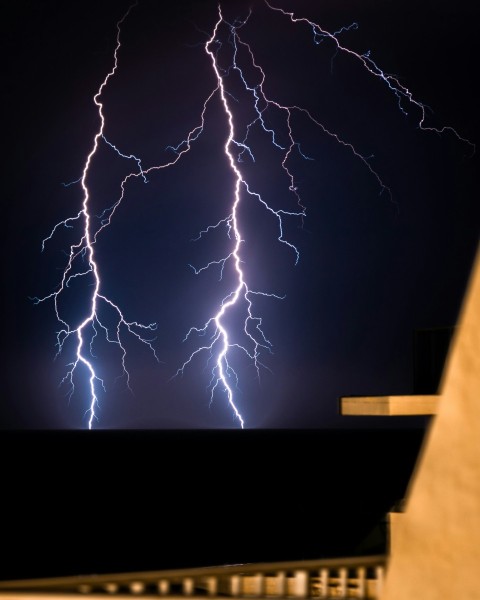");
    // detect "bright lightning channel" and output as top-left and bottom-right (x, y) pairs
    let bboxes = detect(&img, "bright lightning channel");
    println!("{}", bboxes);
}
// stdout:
(173, 3), (473, 427)
(32, 3), (158, 429)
